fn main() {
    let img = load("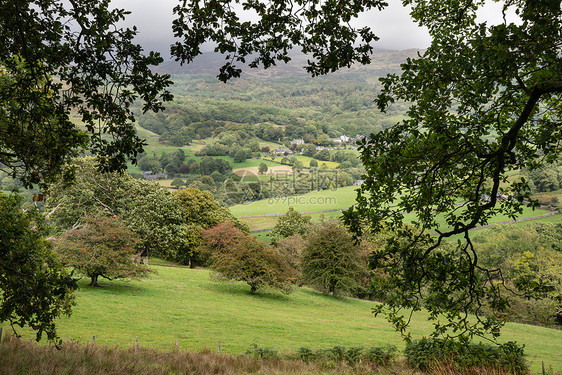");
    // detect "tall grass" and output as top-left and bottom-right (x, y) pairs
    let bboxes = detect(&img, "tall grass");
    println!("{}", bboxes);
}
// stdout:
(0, 336), (414, 375)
